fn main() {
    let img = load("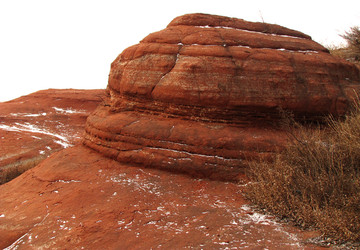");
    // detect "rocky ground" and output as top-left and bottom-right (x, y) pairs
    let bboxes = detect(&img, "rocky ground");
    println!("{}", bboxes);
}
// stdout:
(2, 12), (357, 248)
(0, 89), (104, 181)
(0, 145), (324, 249)
(0, 89), (325, 249)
